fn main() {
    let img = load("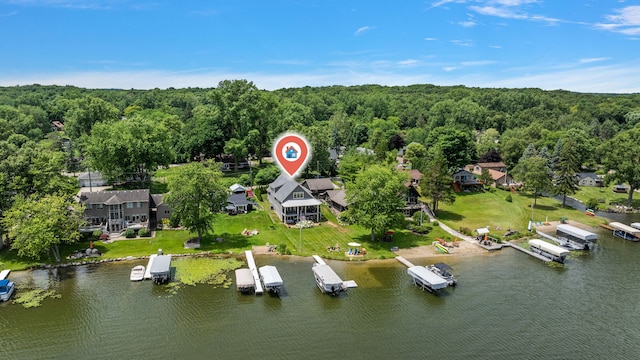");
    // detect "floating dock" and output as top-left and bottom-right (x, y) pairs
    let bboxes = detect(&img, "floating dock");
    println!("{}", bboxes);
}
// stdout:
(144, 254), (157, 280)
(245, 250), (263, 295)
(0, 269), (10, 280)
